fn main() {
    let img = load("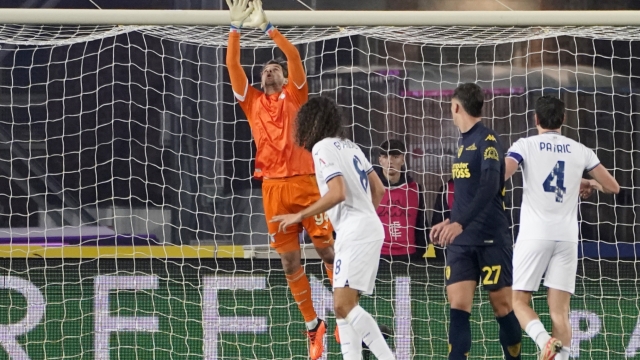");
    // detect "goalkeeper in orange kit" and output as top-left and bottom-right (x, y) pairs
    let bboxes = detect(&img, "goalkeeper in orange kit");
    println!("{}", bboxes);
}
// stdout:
(226, 1), (335, 358)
